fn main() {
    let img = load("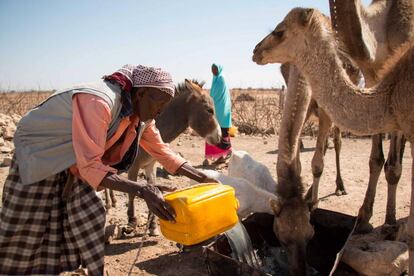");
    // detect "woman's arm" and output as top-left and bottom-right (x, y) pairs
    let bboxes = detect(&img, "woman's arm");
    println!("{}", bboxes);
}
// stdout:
(140, 121), (218, 183)
(72, 94), (118, 188)
(100, 173), (176, 221)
